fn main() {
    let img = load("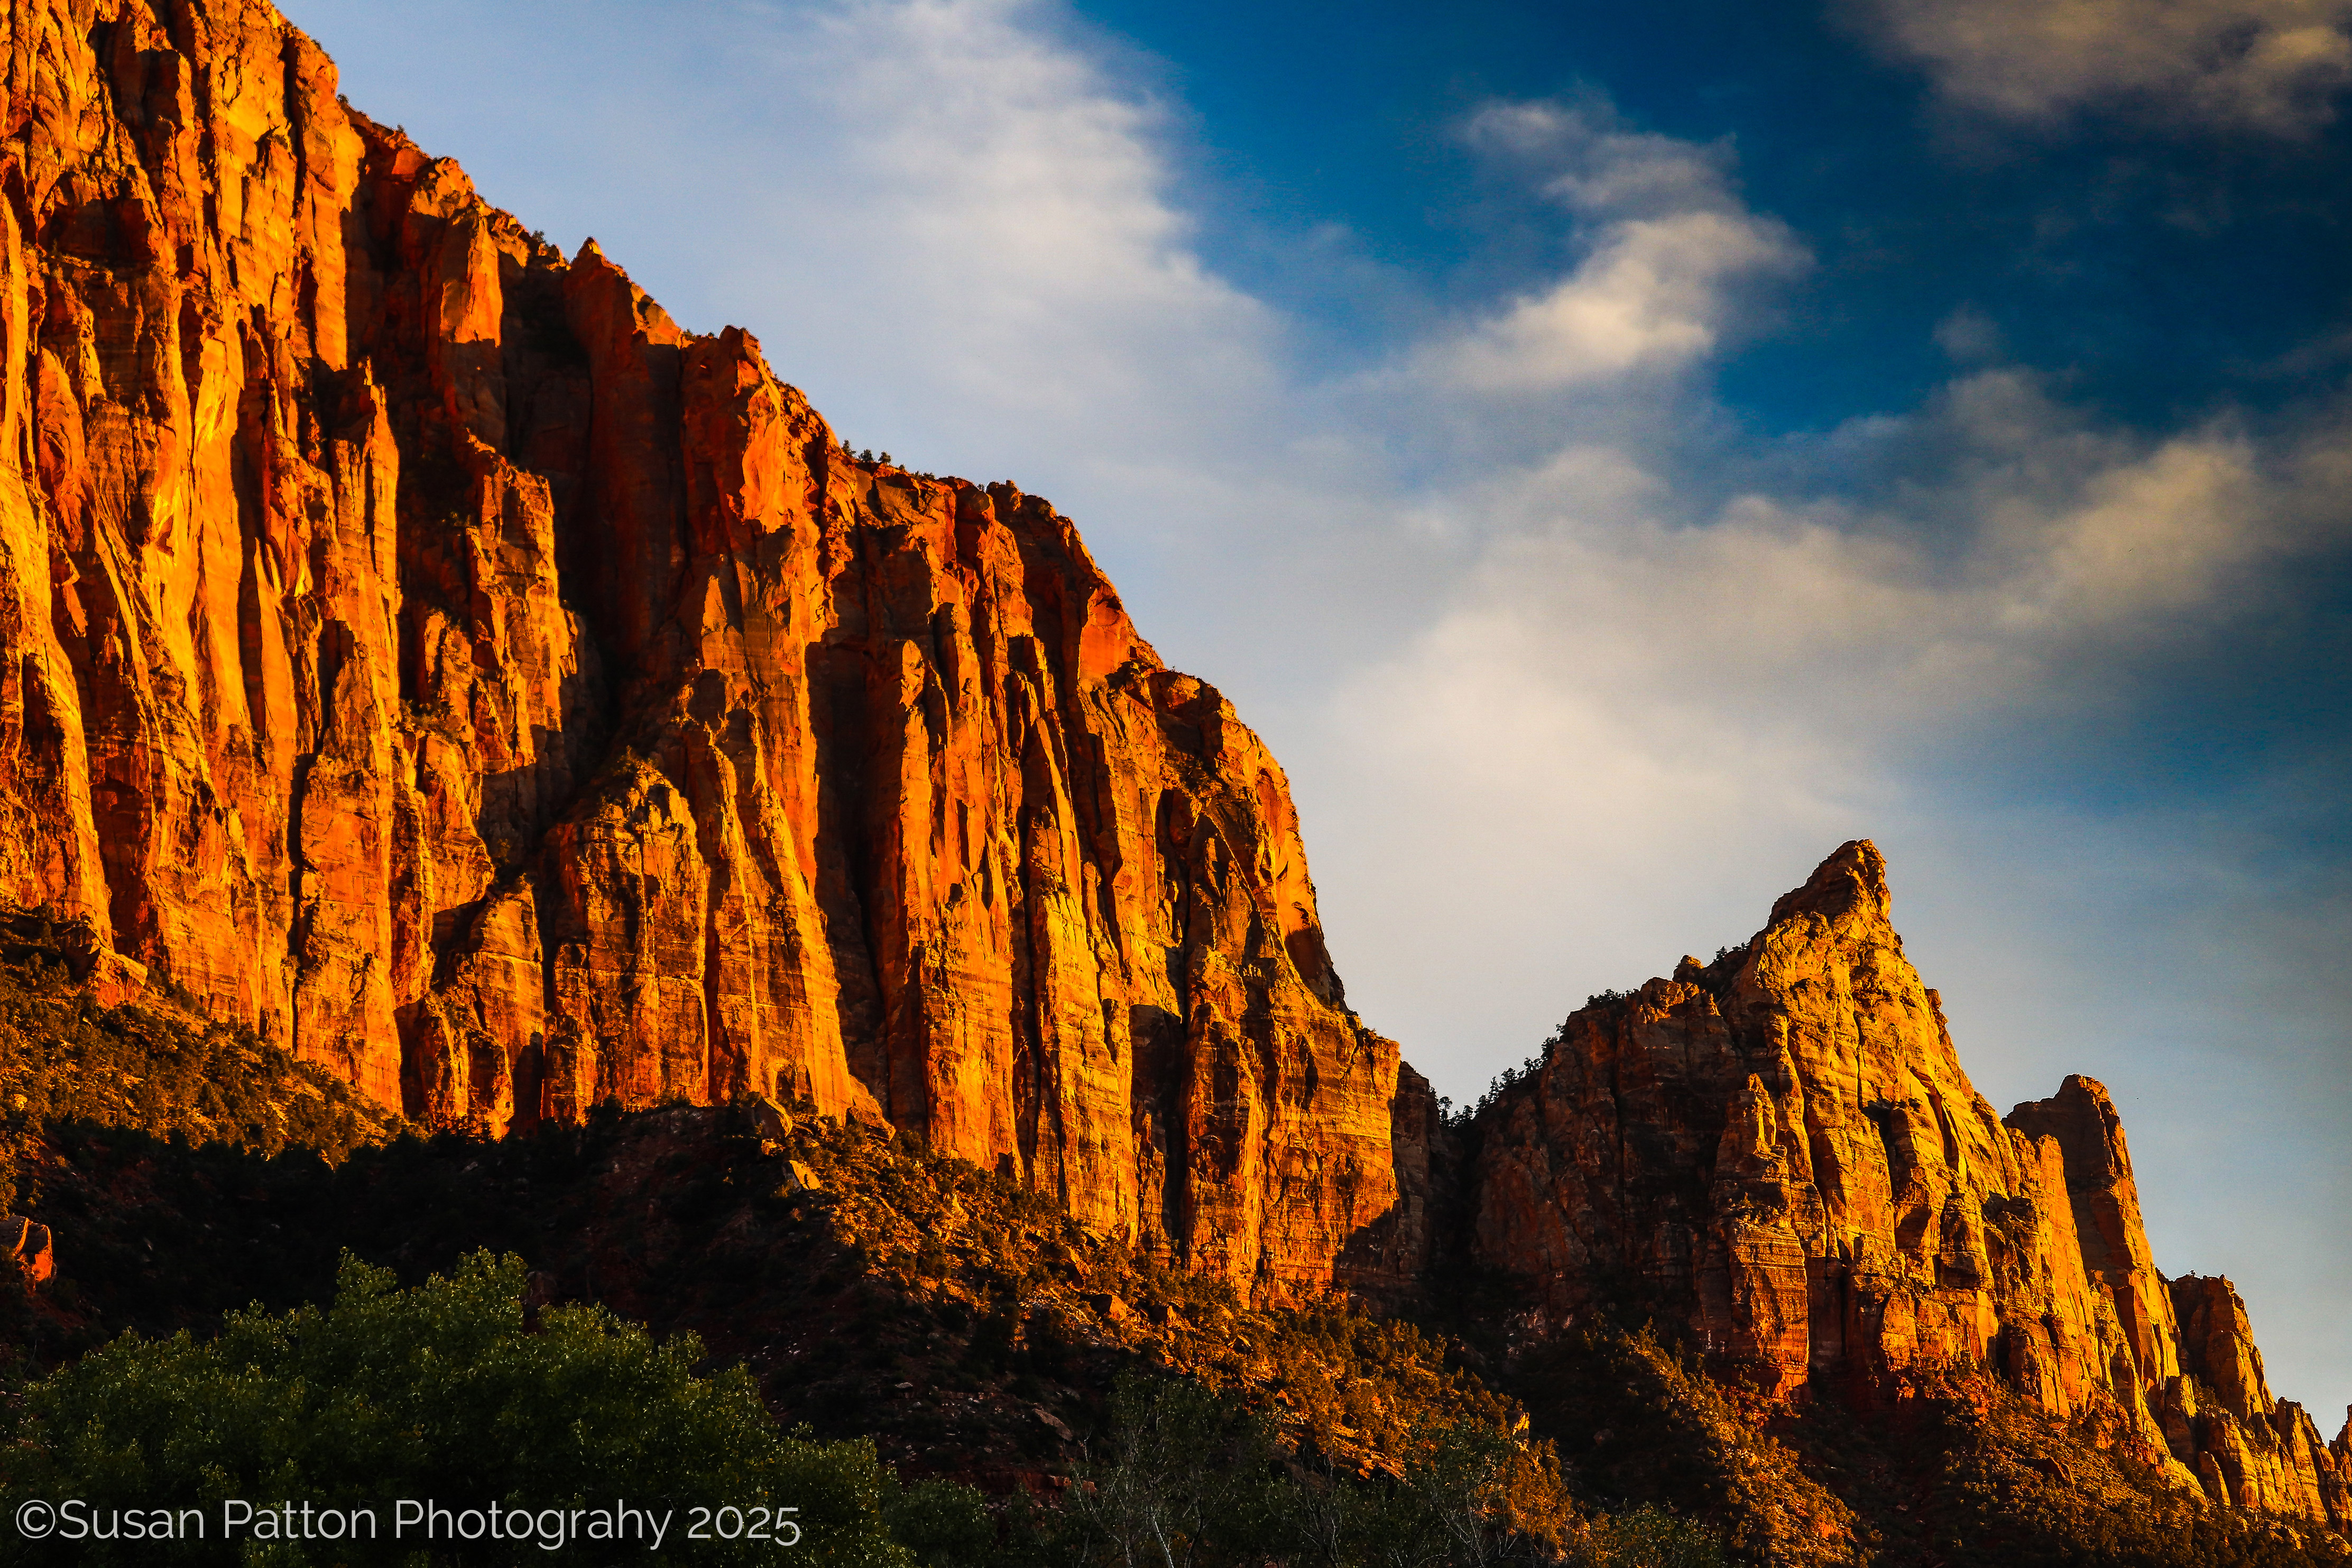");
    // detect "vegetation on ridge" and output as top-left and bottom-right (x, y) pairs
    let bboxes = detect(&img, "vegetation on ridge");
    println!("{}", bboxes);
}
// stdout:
(0, 910), (401, 1221)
